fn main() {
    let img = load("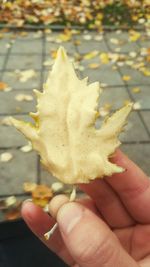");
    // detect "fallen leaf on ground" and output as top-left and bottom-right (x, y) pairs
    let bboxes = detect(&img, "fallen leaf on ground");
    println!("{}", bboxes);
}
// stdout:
(0, 82), (9, 91)
(23, 182), (37, 193)
(32, 185), (53, 207)
(122, 75), (132, 81)
(0, 152), (13, 162)
(5, 196), (17, 208)
(133, 102), (141, 110)
(88, 63), (100, 69)
(99, 53), (109, 64)
(15, 94), (33, 102)
(0, 116), (13, 126)
(132, 87), (141, 93)
(83, 50), (99, 60)
(4, 208), (21, 221)
(83, 34), (92, 40)
(129, 30), (141, 42)
(20, 142), (32, 152)
(51, 182), (64, 193)
(15, 69), (37, 82)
